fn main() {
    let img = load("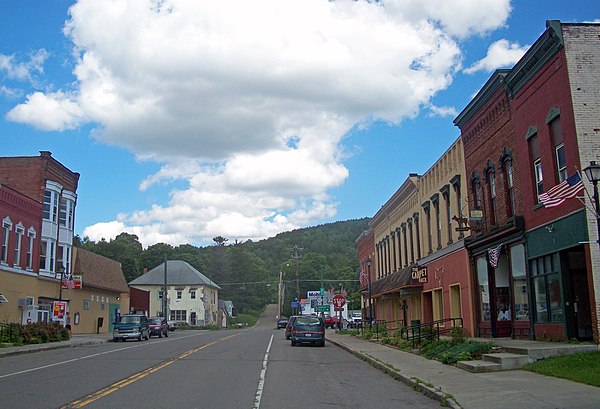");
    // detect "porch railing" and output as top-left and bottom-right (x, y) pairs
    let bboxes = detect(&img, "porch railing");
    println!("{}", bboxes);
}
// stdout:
(0, 322), (21, 343)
